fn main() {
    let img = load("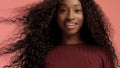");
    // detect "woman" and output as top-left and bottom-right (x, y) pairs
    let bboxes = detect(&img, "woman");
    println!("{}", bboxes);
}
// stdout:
(0, 0), (119, 68)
